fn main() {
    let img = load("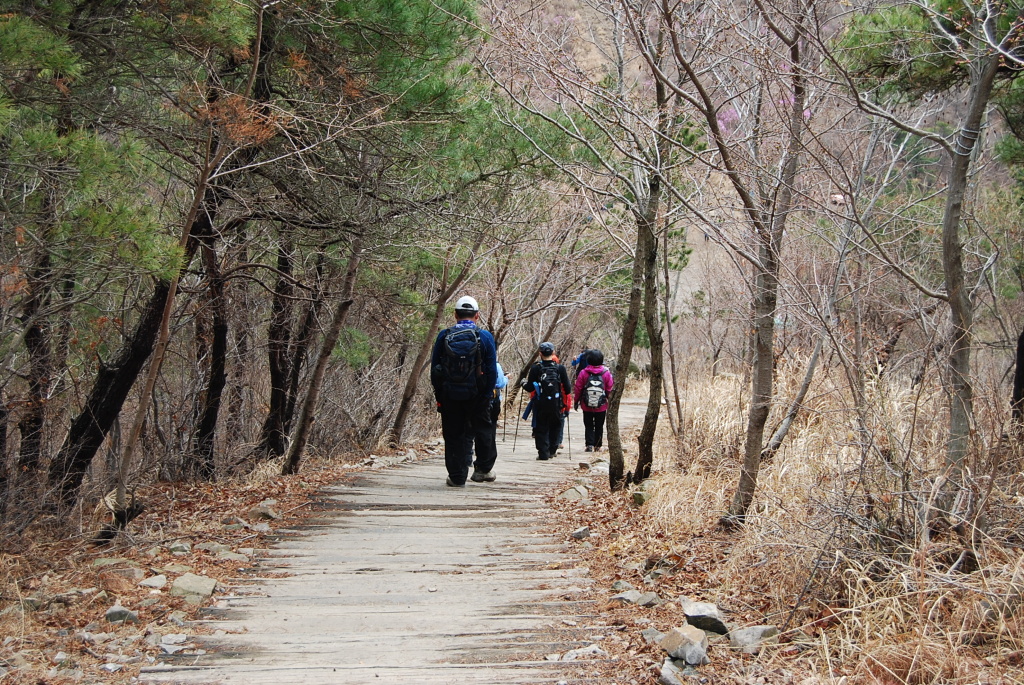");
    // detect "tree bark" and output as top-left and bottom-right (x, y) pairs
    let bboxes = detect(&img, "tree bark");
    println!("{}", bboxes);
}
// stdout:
(189, 240), (228, 480)
(942, 55), (1000, 469)
(282, 240), (363, 475)
(1012, 324), (1024, 427)
(631, 183), (663, 484)
(607, 222), (646, 491)
(256, 240), (296, 458)
(16, 250), (53, 475)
